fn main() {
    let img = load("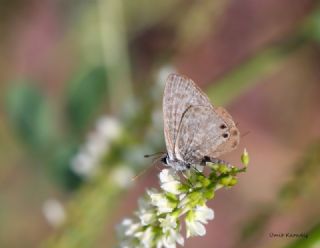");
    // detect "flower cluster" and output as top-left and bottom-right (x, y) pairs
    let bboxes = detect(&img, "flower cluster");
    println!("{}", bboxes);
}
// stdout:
(117, 149), (249, 248)
(71, 115), (123, 178)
